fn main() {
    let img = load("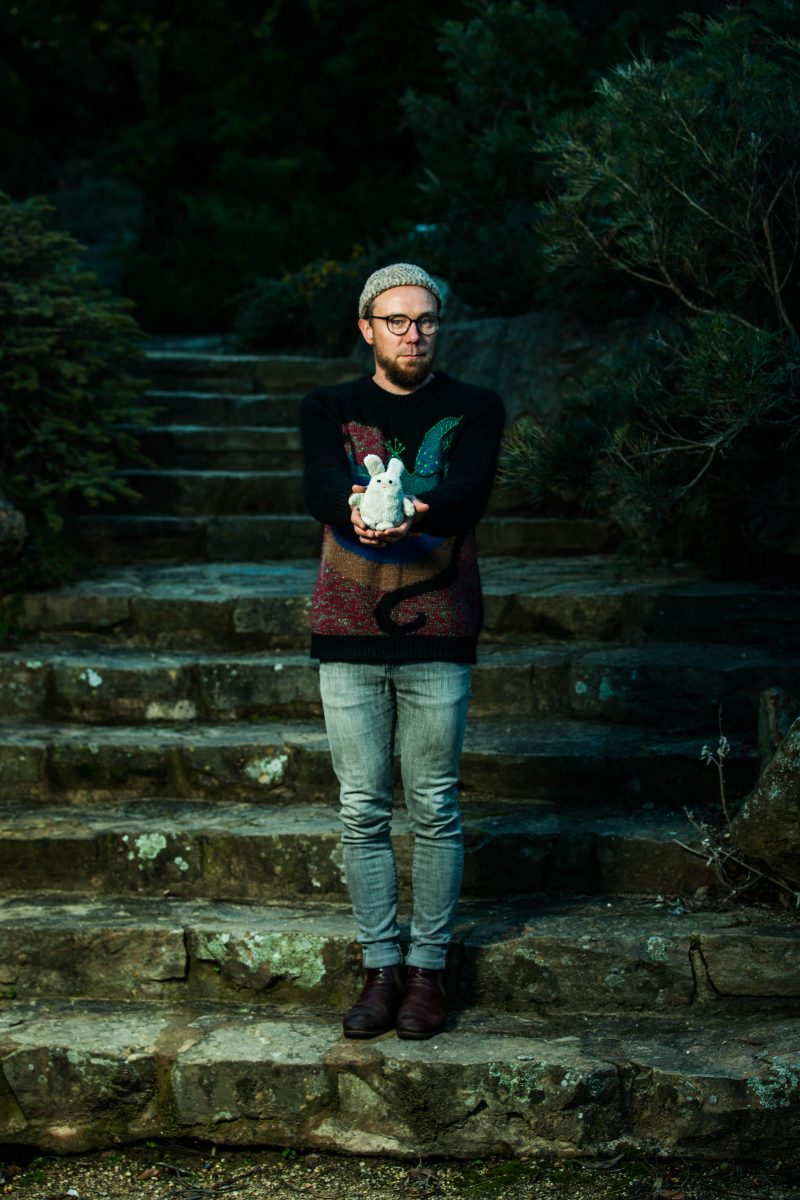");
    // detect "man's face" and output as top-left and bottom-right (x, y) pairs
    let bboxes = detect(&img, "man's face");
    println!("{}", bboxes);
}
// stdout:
(358, 284), (439, 392)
